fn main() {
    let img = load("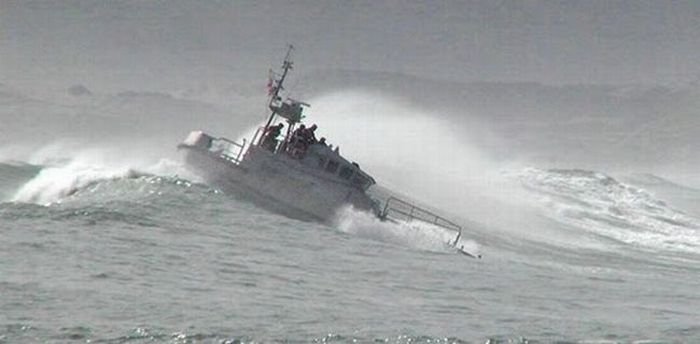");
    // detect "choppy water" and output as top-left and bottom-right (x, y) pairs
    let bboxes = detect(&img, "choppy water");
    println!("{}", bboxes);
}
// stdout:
(3, 1), (700, 341)
(2, 158), (699, 344)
